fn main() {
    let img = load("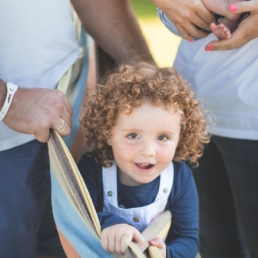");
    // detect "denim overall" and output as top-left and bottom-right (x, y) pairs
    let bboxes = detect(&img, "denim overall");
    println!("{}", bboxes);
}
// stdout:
(102, 162), (174, 232)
